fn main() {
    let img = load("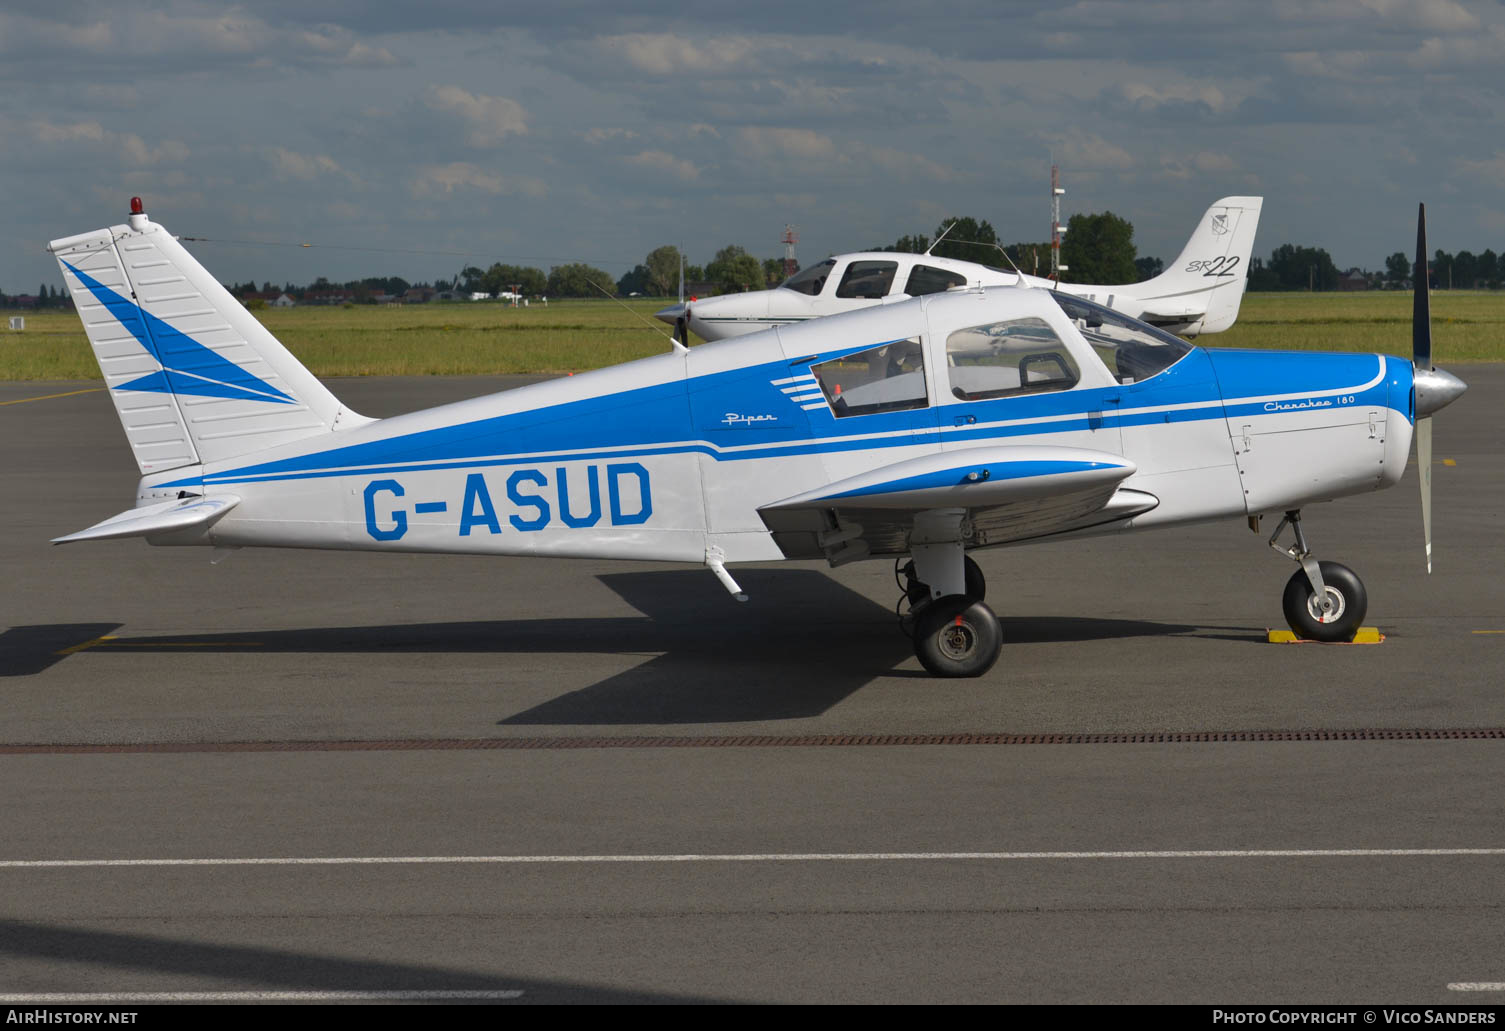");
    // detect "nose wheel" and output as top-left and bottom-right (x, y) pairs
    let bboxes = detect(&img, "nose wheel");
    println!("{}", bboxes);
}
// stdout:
(1267, 511), (1369, 642)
